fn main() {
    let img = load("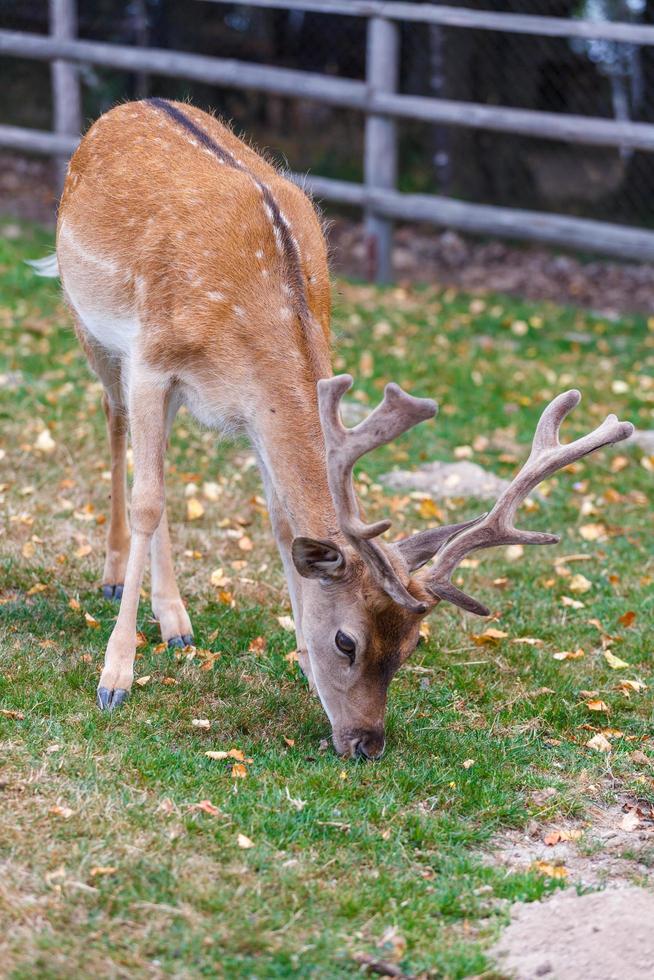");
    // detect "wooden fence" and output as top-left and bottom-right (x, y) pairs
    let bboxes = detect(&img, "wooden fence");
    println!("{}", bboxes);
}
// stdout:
(2, 0), (654, 279)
